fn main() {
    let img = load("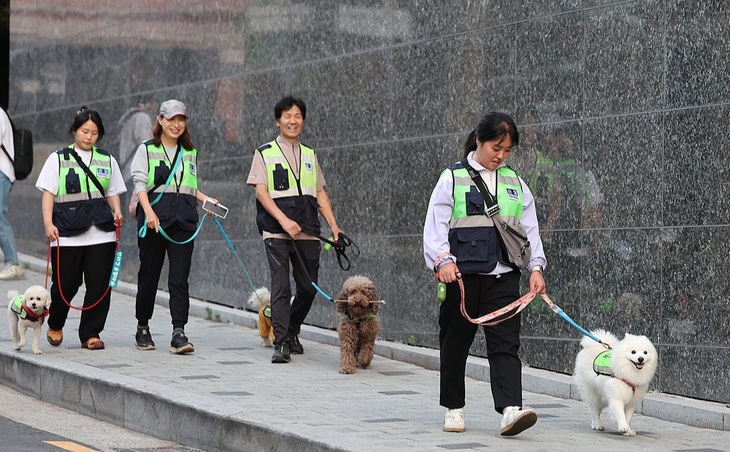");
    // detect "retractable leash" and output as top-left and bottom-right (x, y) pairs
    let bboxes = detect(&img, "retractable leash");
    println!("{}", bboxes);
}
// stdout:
(45, 224), (122, 311)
